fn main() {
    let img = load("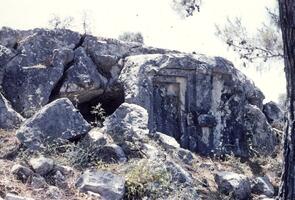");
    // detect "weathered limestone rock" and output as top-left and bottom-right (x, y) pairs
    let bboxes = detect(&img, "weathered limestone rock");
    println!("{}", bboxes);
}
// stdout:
(0, 45), (15, 85)
(81, 128), (108, 147)
(155, 132), (180, 149)
(29, 156), (54, 175)
(0, 93), (24, 130)
(165, 160), (193, 183)
(58, 47), (107, 103)
(0, 27), (278, 160)
(45, 186), (63, 200)
(82, 35), (178, 79)
(30, 175), (47, 189)
(251, 176), (274, 197)
(0, 132), (20, 159)
(119, 54), (276, 157)
(1, 29), (80, 117)
(215, 171), (251, 200)
(177, 148), (194, 165)
(2, 62), (64, 117)
(16, 98), (91, 149)
(141, 143), (160, 159)
(54, 165), (74, 176)
(0, 45), (15, 67)
(104, 103), (149, 141)
(244, 105), (277, 155)
(52, 170), (67, 188)
(0, 27), (31, 49)
(75, 170), (125, 200)
(11, 164), (34, 182)
(95, 144), (127, 163)
(263, 101), (284, 127)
